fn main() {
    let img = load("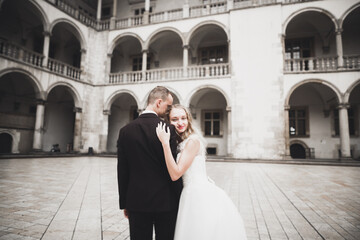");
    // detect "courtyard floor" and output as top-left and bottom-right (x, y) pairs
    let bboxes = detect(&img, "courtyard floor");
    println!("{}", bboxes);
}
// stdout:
(0, 157), (359, 240)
